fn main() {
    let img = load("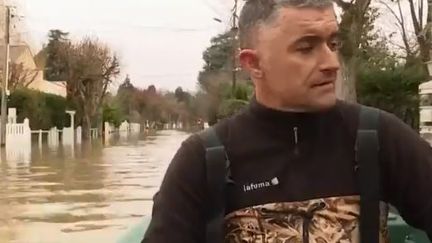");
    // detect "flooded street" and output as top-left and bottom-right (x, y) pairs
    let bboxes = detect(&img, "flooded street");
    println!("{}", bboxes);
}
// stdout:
(0, 130), (190, 243)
